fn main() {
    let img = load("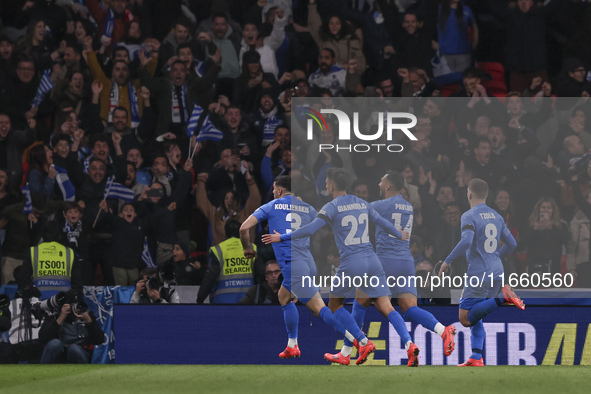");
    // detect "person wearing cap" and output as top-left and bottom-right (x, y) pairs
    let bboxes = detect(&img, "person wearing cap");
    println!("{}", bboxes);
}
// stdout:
(233, 50), (280, 114)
